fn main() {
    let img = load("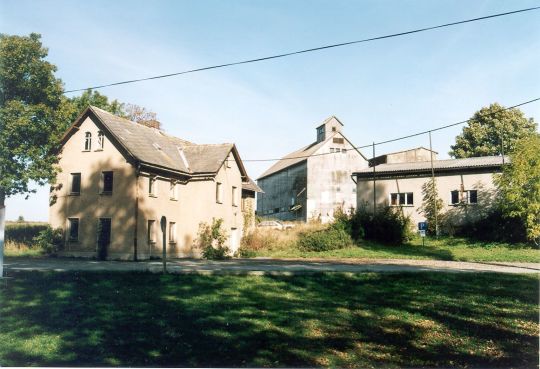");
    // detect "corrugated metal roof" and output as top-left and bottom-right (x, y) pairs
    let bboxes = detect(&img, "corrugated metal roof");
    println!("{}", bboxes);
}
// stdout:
(90, 106), (234, 175)
(354, 155), (508, 177)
